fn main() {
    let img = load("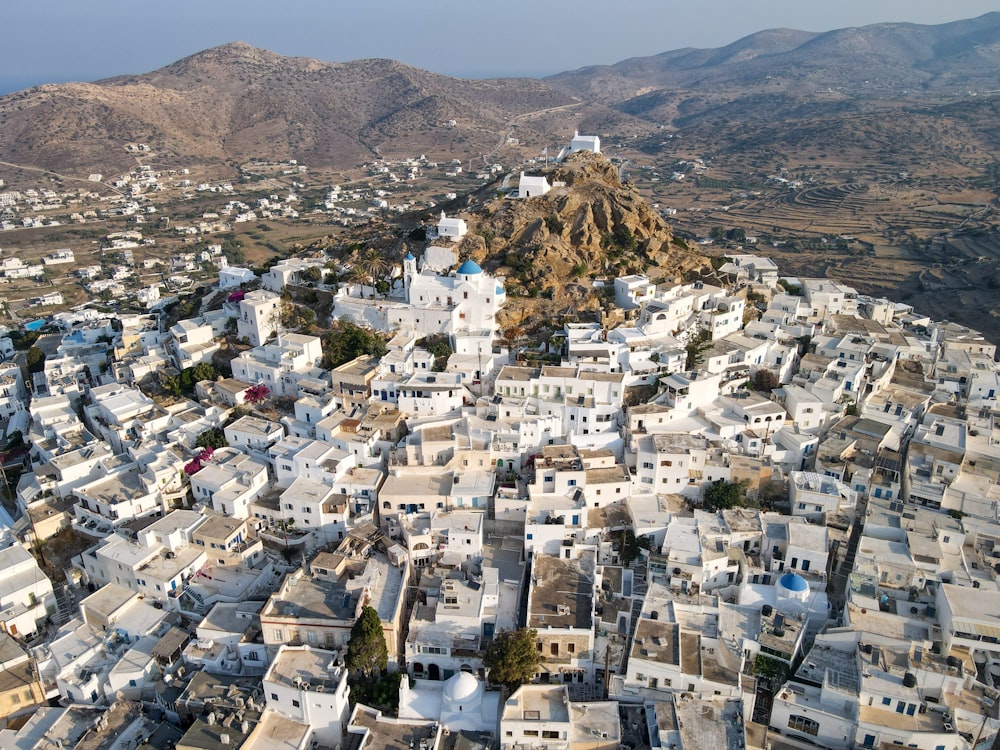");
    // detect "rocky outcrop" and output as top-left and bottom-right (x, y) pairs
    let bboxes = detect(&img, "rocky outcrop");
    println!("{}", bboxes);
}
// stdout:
(458, 151), (708, 297)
